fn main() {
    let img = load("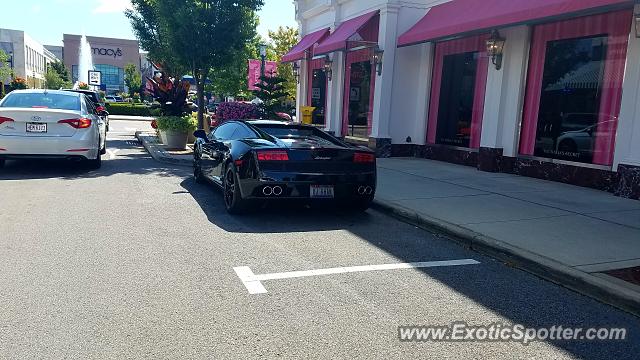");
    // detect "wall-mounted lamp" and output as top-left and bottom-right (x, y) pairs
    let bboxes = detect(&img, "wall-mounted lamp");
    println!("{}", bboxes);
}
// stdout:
(634, 12), (640, 38)
(485, 30), (506, 70)
(292, 61), (300, 83)
(323, 55), (333, 81)
(373, 46), (384, 76)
